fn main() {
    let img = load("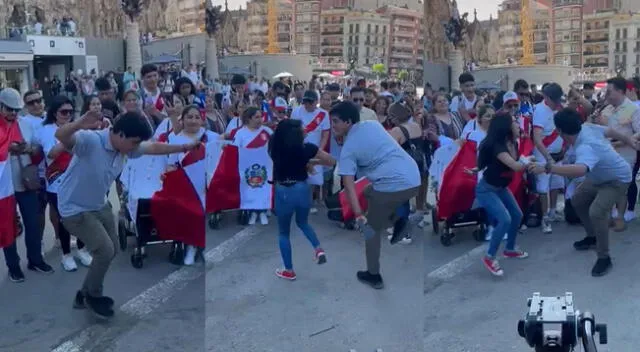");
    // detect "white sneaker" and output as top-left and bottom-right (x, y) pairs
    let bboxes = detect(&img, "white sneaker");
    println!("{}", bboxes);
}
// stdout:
(611, 208), (619, 219)
(259, 212), (269, 225)
(624, 210), (636, 222)
(386, 234), (412, 245)
(542, 217), (552, 234)
(61, 254), (78, 272)
(183, 245), (196, 266)
(76, 248), (93, 267)
(248, 212), (258, 225)
(310, 207), (318, 214)
(485, 226), (494, 241)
